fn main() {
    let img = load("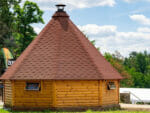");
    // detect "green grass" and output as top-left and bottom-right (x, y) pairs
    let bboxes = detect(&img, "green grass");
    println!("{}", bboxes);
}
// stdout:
(0, 109), (150, 113)
(0, 109), (9, 113)
(86, 110), (150, 113)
